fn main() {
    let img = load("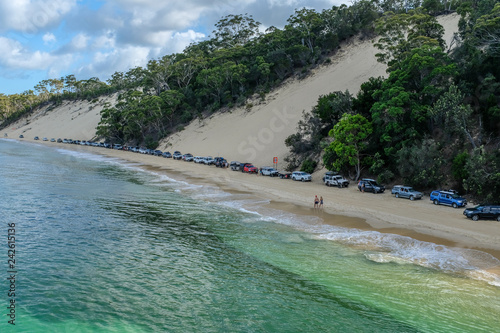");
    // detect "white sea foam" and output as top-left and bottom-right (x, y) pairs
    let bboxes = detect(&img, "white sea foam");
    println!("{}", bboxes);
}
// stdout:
(316, 227), (500, 286)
